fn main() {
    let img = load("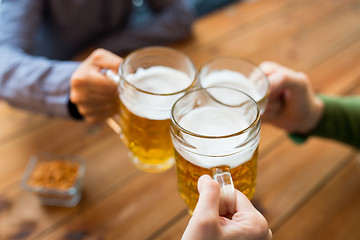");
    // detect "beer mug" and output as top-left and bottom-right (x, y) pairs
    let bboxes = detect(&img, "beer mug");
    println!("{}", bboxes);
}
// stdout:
(170, 87), (260, 214)
(105, 47), (197, 172)
(199, 57), (270, 113)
